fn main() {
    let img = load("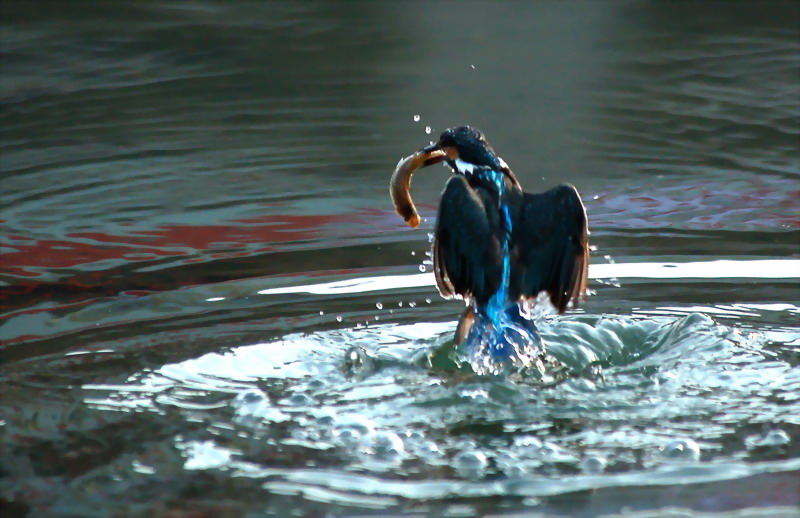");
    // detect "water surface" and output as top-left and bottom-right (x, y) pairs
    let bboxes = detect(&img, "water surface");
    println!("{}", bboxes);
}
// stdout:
(1, 2), (799, 517)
